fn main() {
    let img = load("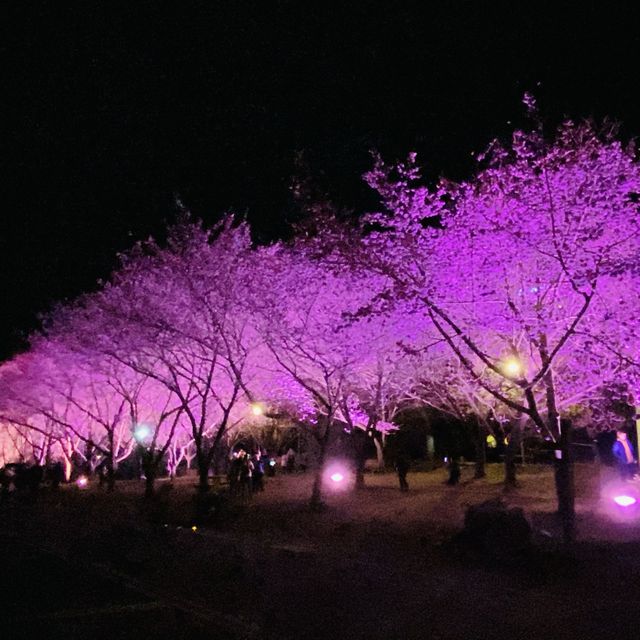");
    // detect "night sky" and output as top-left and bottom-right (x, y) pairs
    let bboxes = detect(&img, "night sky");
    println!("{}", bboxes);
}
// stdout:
(3, 2), (640, 359)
